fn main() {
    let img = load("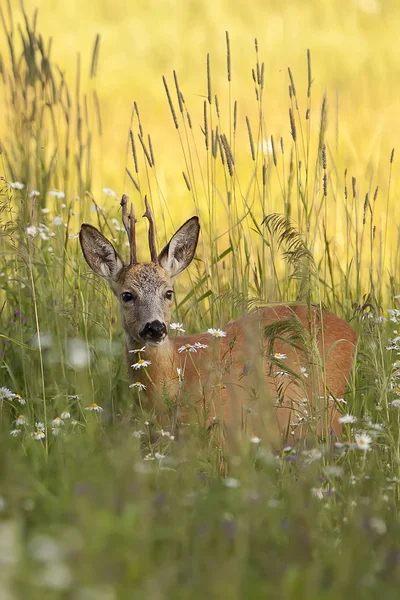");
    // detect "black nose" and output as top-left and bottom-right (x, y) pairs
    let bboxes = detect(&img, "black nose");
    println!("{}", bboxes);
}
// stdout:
(140, 320), (167, 341)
